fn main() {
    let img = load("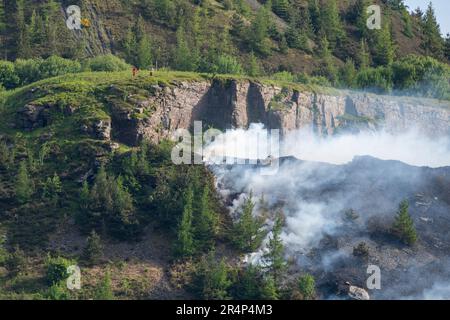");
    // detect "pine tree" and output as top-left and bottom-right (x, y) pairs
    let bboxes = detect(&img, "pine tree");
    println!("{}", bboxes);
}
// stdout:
(298, 273), (316, 300)
(248, 5), (271, 57)
(198, 252), (231, 300)
(392, 200), (418, 245)
(401, 8), (413, 38)
(246, 51), (261, 77)
(422, 2), (444, 59)
(263, 211), (286, 282)
(339, 59), (357, 88)
(234, 265), (263, 299)
(272, 0), (289, 20)
(137, 34), (152, 69)
(90, 165), (113, 213)
(319, 0), (344, 48)
(15, 161), (33, 204)
(123, 26), (137, 65)
(308, 0), (320, 33)
(174, 26), (198, 71)
(373, 21), (395, 66)
(358, 38), (371, 69)
(83, 230), (104, 265)
(42, 172), (62, 207)
(354, 0), (369, 38)
(15, 0), (31, 58)
(79, 180), (90, 212)
(261, 275), (279, 300)
(231, 194), (265, 252)
(174, 186), (195, 258)
(0, 0), (7, 59)
(316, 35), (338, 84)
(95, 271), (114, 300)
(195, 184), (219, 250)
(445, 33), (450, 61)
(111, 176), (135, 225)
